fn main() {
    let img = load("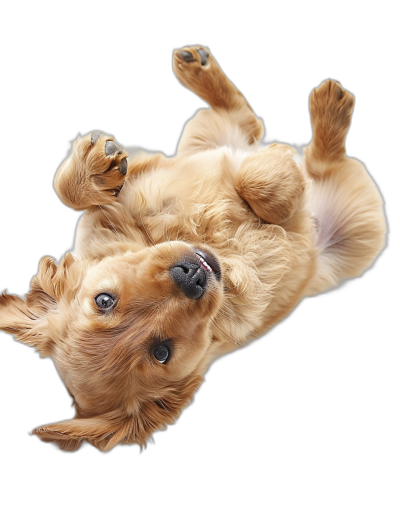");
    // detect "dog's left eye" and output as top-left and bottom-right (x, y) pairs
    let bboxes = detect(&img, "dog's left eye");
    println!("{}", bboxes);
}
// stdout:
(94, 293), (115, 310)
(153, 342), (170, 364)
